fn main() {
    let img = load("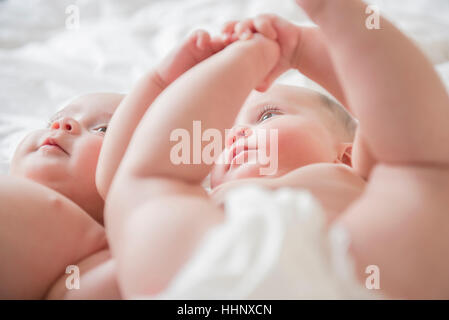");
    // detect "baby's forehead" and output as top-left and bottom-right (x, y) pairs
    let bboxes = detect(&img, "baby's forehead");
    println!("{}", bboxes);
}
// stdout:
(52, 93), (124, 120)
(236, 84), (325, 122)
